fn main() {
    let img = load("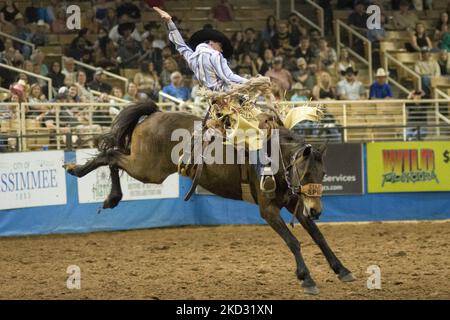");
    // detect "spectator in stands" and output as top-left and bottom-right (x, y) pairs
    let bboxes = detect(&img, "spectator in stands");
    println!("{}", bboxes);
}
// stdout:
(138, 38), (163, 73)
(162, 71), (190, 101)
(292, 57), (316, 91)
(318, 0), (333, 35)
(0, 0), (20, 27)
(45, 0), (59, 24)
(369, 68), (393, 99)
(29, 20), (49, 48)
(134, 62), (161, 100)
(290, 82), (310, 102)
(393, 0), (419, 31)
(117, 24), (142, 68)
(437, 50), (450, 75)
(30, 49), (48, 76)
(100, 7), (118, 31)
(265, 56), (293, 91)
(68, 84), (81, 103)
(209, 0), (234, 22)
(434, 12), (449, 42)
(294, 37), (317, 65)
(256, 48), (274, 75)
(123, 82), (139, 102)
(51, 8), (66, 34)
(48, 61), (65, 90)
(82, 8), (99, 36)
(308, 29), (321, 57)
(318, 38), (337, 72)
(271, 21), (297, 56)
(235, 53), (258, 77)
(239, 28), (260, 59)
(407, 23), (433, 52)
(95, 36), (120, 72)
(287, 13), (305, 46)
(111, 86), (124, 99)
(347, 1), (368, 33)
(336, 47), (356, 79)
(439, 25), (450, 51)
(160, 57), (179, 87)
(109, 19), (142, 43)
(75, 71), (94, 102)
(25, 0), (50, 24)
(312, 71), (336, 100)
(116, 1), (141, 21)
(414, 46), (440, 97)
(94, 0), (111, 22)
(89, 68), (112, 94)
(337, 67), (366, 100)
(28, 83), (46, 103)
(406, 88), (427, 139)
(12, 14), (32, 57)
(62, 58), (77, 86)
(261, 15), (277, 42)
